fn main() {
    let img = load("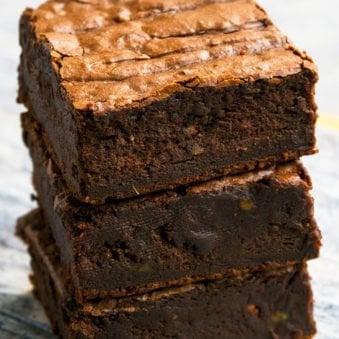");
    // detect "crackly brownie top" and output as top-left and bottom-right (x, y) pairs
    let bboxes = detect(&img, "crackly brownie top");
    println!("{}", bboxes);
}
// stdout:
(25, 0), (317, 114)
